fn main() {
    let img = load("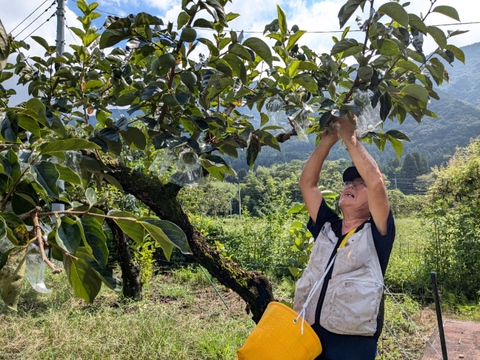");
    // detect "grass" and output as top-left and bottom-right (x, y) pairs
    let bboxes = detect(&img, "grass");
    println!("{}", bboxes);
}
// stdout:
(0, 266), (254, 360)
